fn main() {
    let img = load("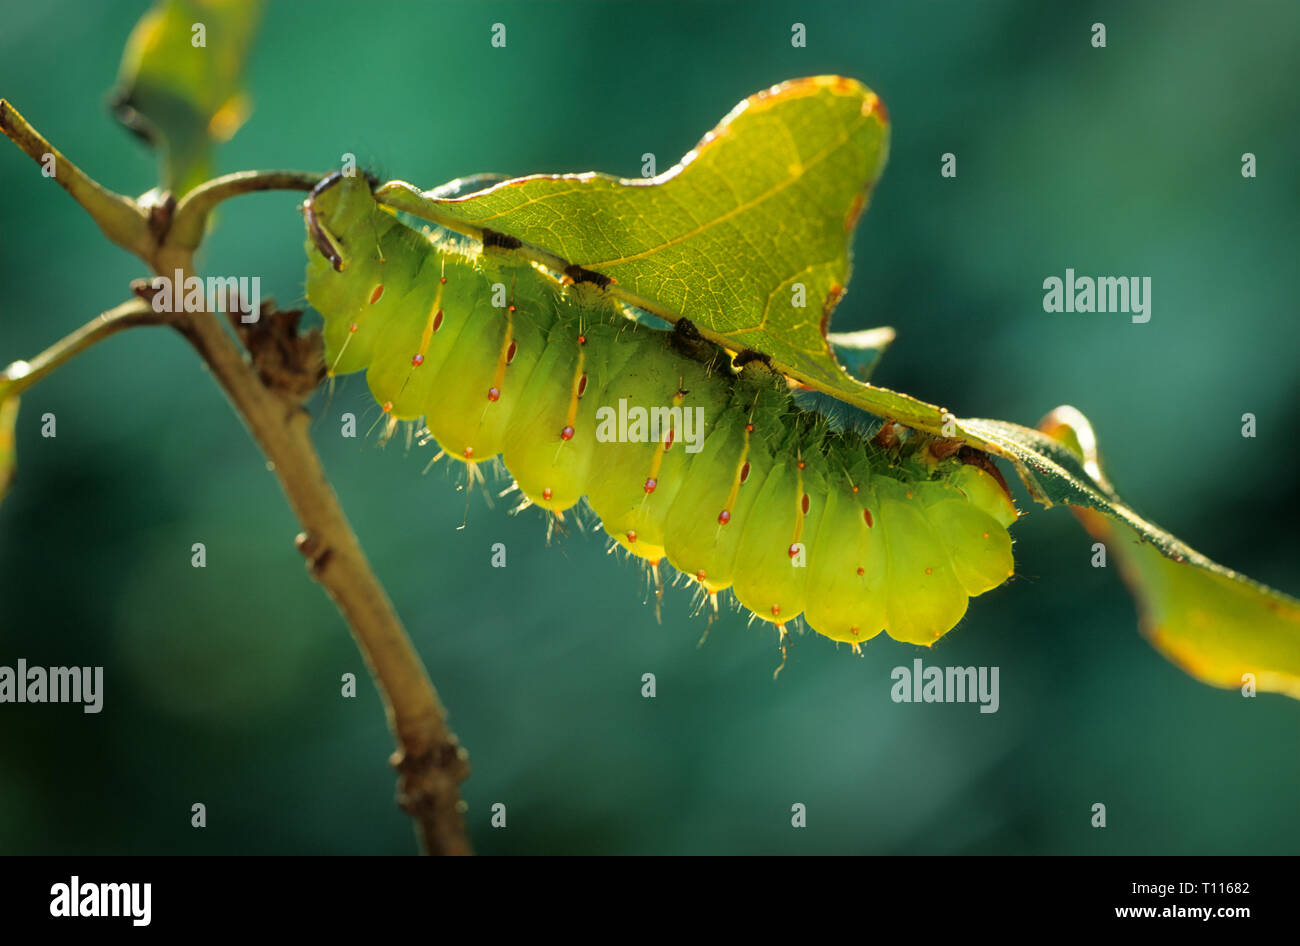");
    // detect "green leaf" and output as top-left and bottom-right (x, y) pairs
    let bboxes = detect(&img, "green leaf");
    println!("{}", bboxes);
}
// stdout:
(351, 74), (1300, 698)
(370, 75), (996, 447)
(111, 0), (262, 196)
(1037, 407), (1300, 700)
(887, 405), (1300, 702)
(374, 75), (890, 387)
(0, 394), (17, 505)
